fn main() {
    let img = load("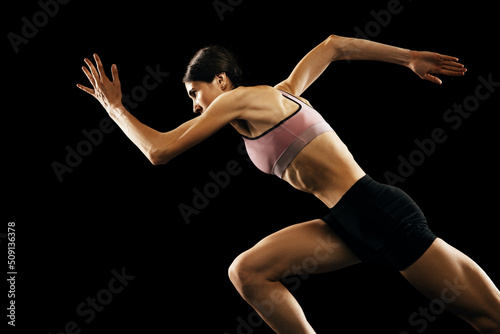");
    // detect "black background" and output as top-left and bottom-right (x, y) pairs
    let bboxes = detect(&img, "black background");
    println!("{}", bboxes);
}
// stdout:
(4, 0), (499, 333)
